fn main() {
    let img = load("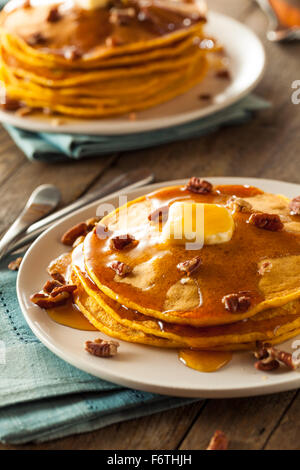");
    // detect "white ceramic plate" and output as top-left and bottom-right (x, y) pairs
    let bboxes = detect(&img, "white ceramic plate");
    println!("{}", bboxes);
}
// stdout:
(0, 12), (265, 135)
(17, 177), (300, 398)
